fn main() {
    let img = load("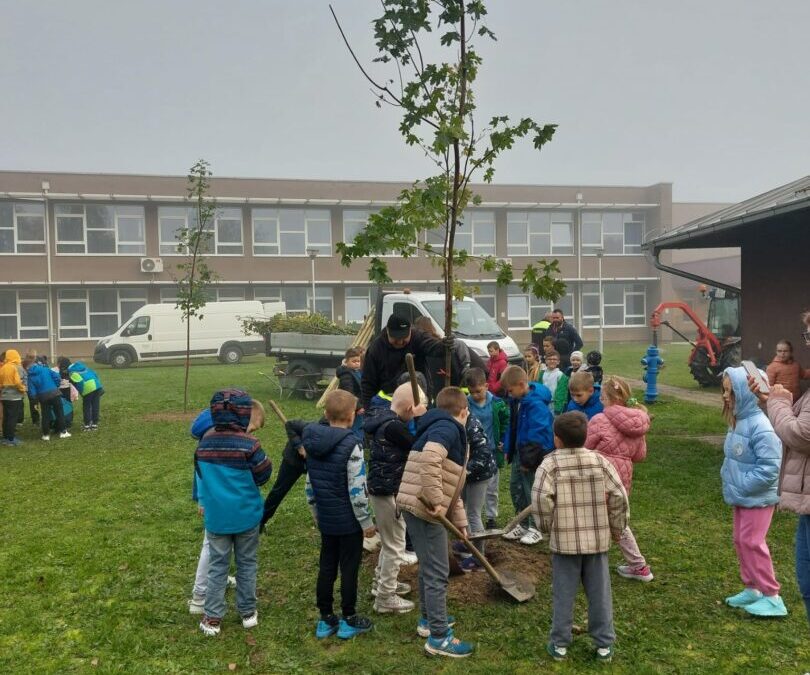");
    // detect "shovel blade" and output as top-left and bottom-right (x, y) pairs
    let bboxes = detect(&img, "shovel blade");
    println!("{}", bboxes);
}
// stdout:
(467, 528), (505, 542)
(496, 569), (535, 603)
